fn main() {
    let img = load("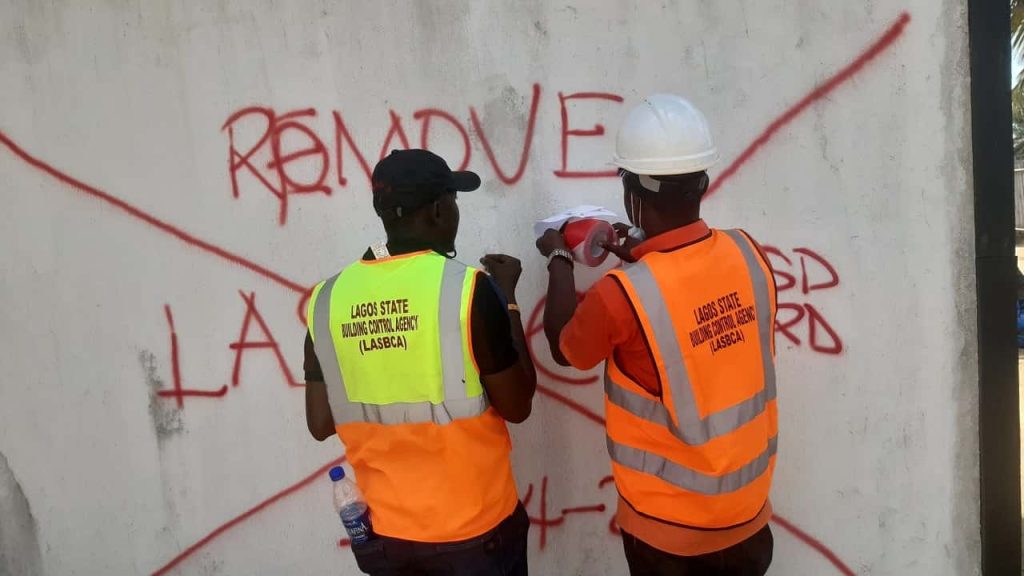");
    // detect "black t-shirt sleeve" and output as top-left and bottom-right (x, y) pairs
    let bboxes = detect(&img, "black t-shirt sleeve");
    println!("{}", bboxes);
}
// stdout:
(304, 330), (324, 382)
(470, 272), (519, 376)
